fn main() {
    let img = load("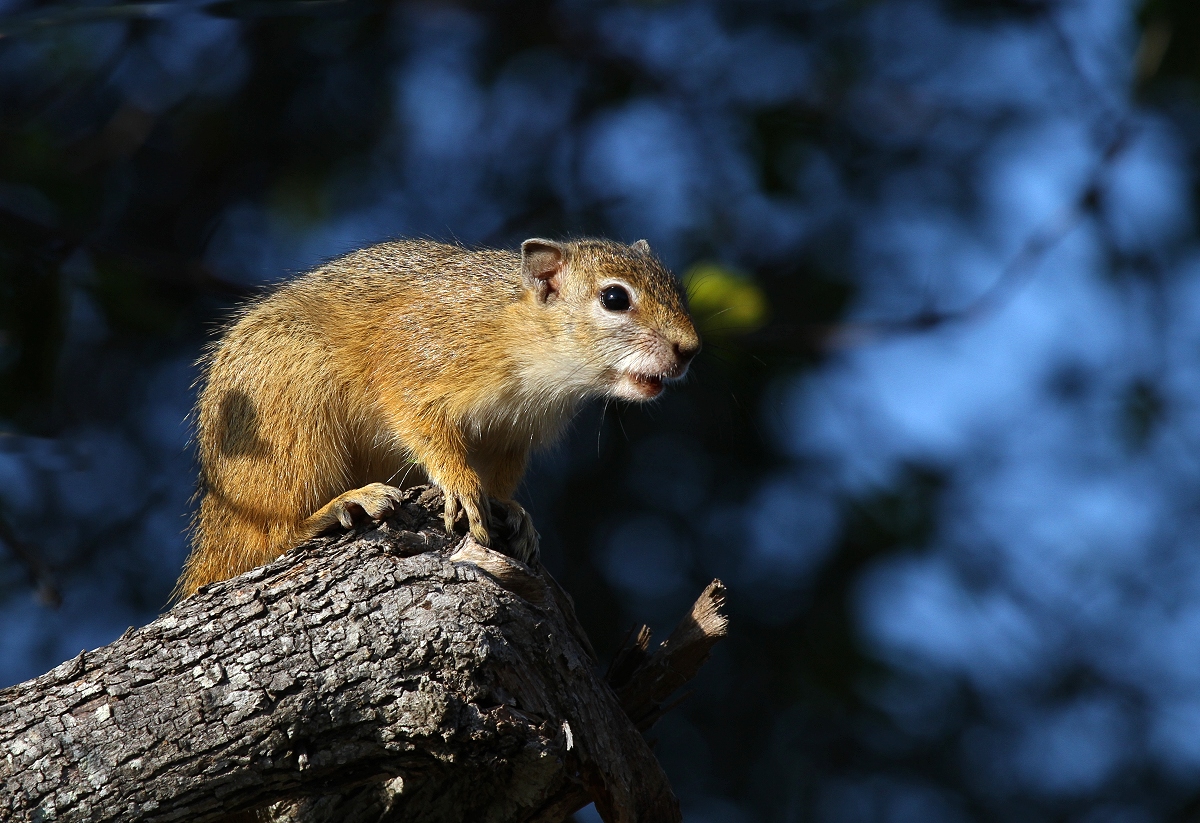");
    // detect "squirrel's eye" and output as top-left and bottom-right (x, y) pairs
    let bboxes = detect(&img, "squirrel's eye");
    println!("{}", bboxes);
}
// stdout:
(600, 285), (631, 312)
